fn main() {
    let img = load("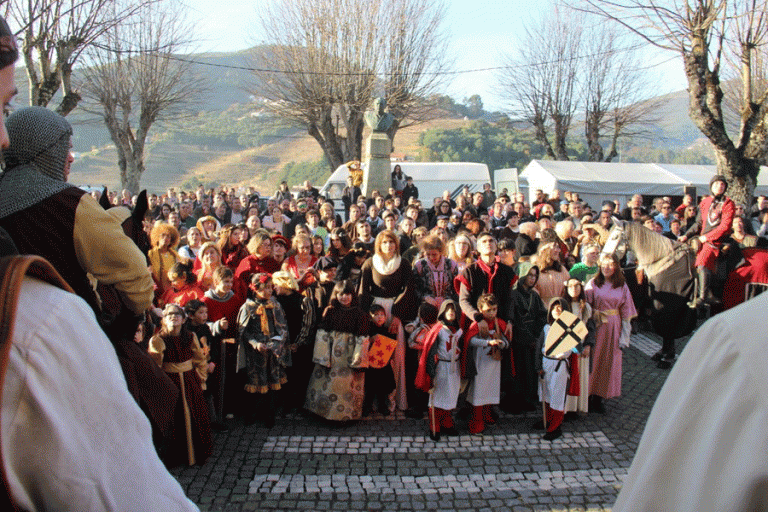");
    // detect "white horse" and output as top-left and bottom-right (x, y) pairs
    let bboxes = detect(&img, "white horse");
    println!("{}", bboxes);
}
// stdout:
(602, 219), (697, 368)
